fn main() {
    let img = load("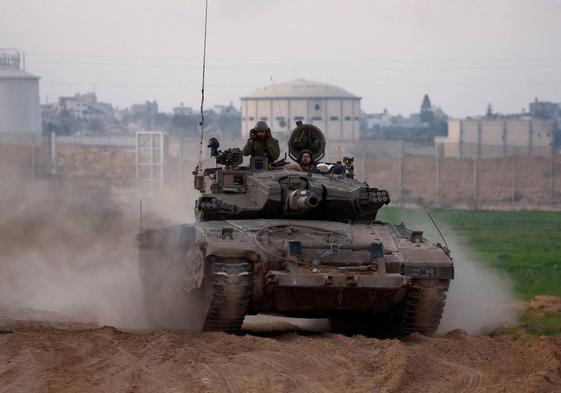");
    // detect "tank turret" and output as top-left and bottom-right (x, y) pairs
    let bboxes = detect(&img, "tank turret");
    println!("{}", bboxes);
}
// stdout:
(194, 123), (390, 222)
